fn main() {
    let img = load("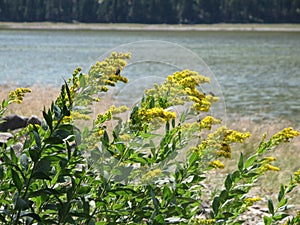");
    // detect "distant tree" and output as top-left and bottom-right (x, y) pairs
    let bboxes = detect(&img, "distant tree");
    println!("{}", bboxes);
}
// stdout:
(0, 0), (299, 23)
